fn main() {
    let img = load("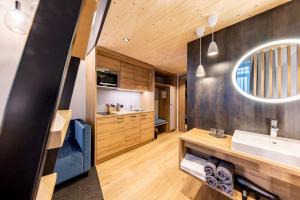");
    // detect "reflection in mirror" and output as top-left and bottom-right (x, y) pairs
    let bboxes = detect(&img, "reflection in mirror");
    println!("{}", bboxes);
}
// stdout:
(233, 39), (300, 103)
